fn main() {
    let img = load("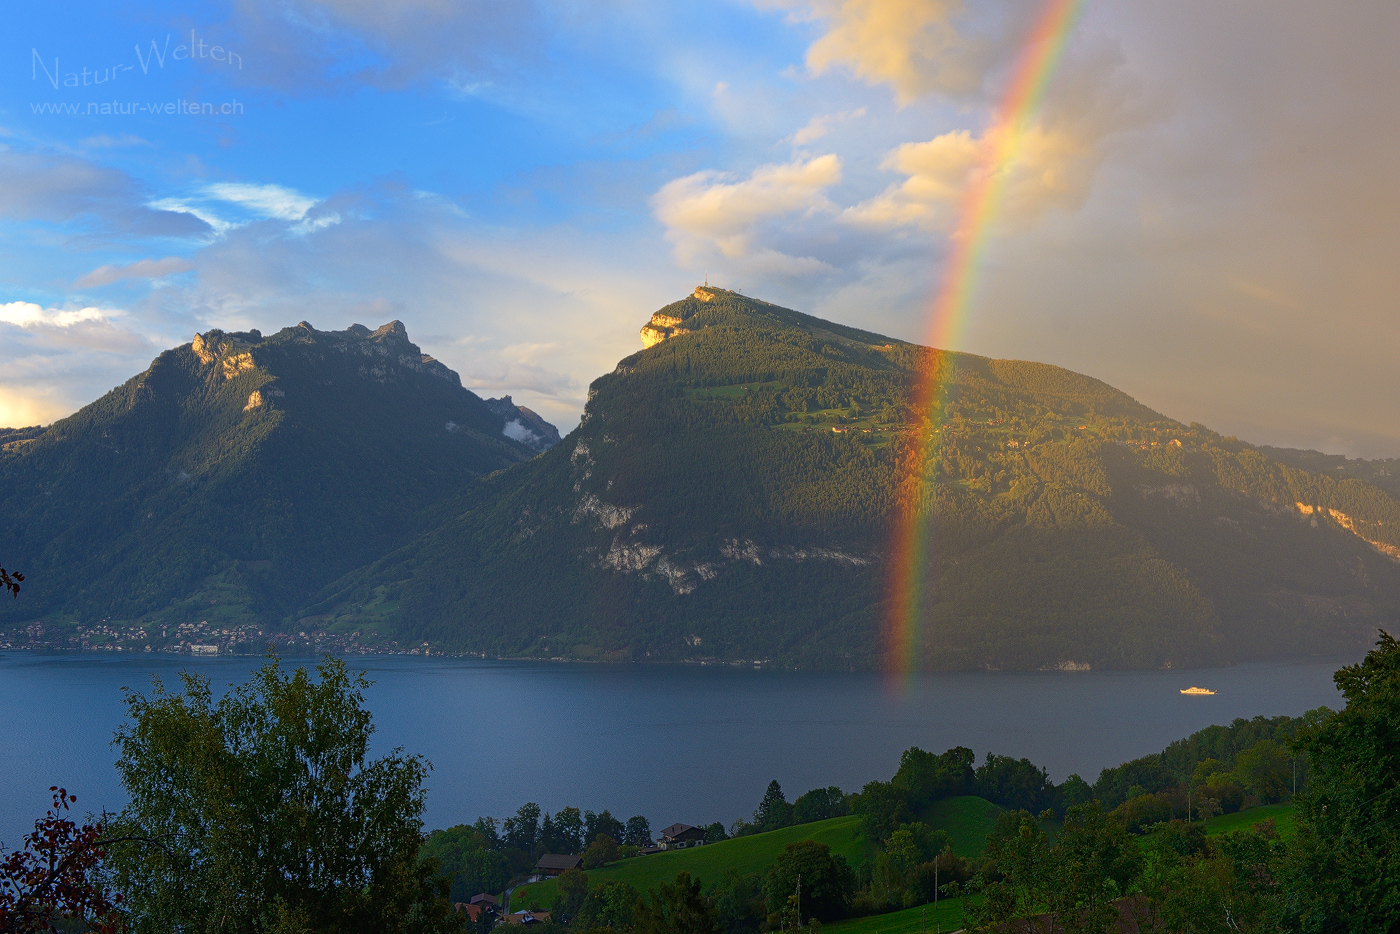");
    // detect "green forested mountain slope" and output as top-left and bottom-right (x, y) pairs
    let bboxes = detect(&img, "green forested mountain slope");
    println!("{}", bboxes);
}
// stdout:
(0, 320), (541, 628)
(308, 289), (1400, 669)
